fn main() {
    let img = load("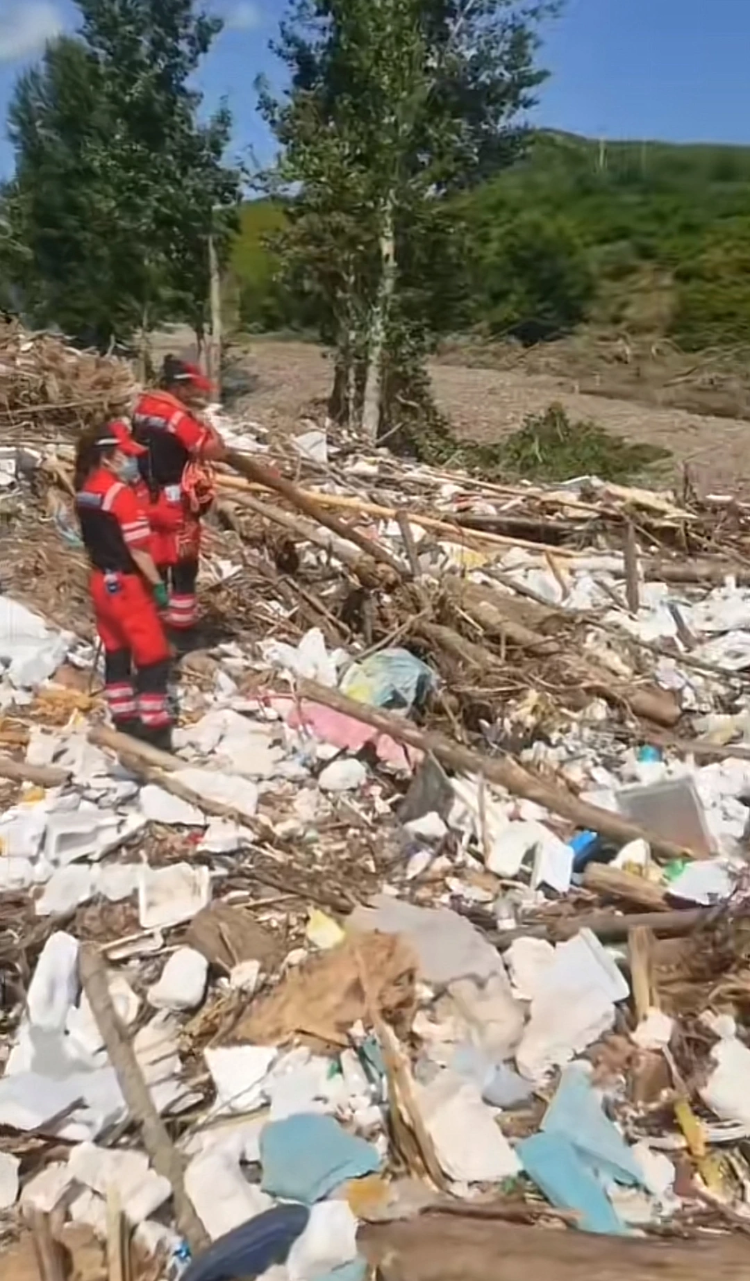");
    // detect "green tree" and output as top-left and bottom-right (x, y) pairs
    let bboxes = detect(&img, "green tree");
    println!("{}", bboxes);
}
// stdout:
(6, 0), (241, 349)
(477, 211), (595, 342)
(259, 0), (553, 442)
